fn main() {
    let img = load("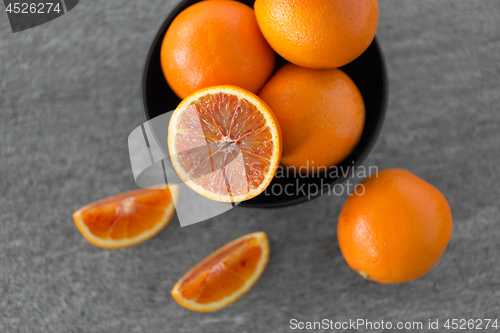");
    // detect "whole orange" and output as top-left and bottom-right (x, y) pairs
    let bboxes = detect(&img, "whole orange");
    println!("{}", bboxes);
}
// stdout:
(258, 63), (365, 173)
(161, 1), (275, 99)
(254, 0), (379, 69)
(338, 169), (453, 284)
